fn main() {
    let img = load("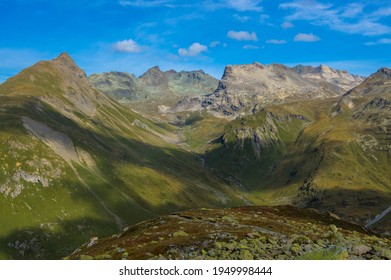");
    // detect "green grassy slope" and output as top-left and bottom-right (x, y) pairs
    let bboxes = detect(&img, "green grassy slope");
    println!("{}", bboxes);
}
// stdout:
(186, 95), (391, 230)
(0, 54), (244, 259)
